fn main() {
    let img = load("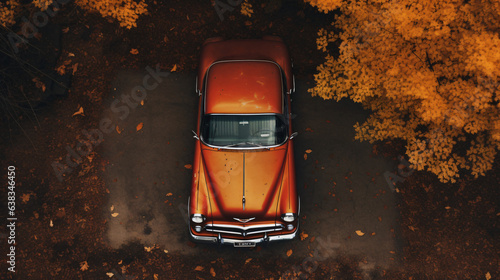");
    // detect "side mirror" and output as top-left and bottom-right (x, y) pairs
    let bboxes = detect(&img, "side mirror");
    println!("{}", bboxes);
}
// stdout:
(192, 130), (199, 140)
(290, 132), (298, 140)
